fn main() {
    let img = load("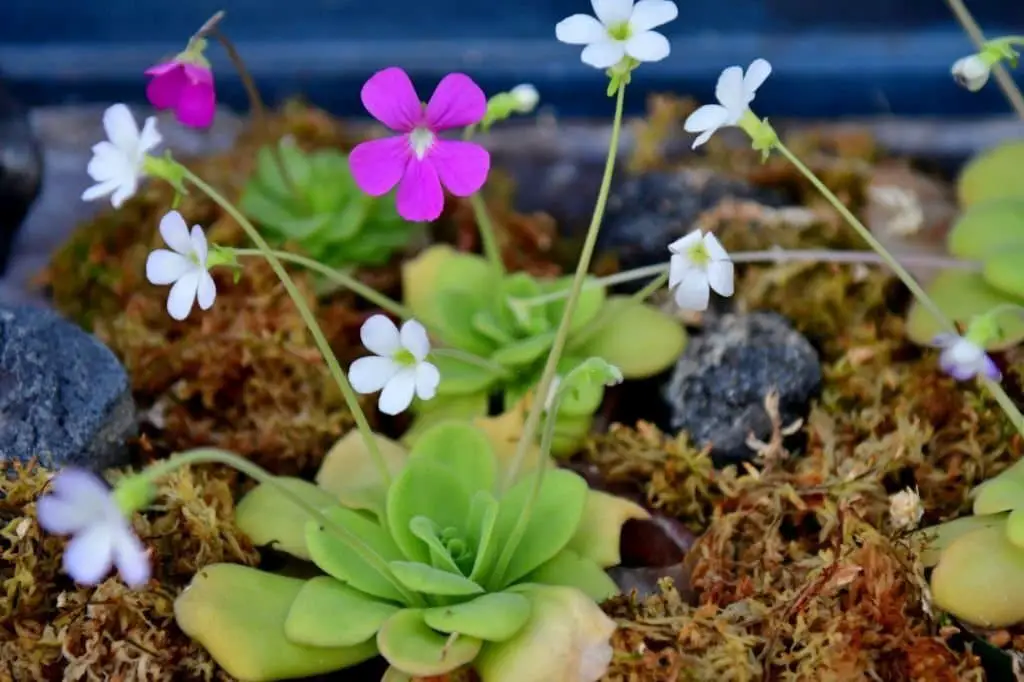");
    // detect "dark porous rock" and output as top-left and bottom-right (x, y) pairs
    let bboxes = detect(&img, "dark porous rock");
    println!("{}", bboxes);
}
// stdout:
(0, 80), (43, 277)
(597, 168), (785, 289)
(0, 305), (135, 469)
(662, 312), (821, 467)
